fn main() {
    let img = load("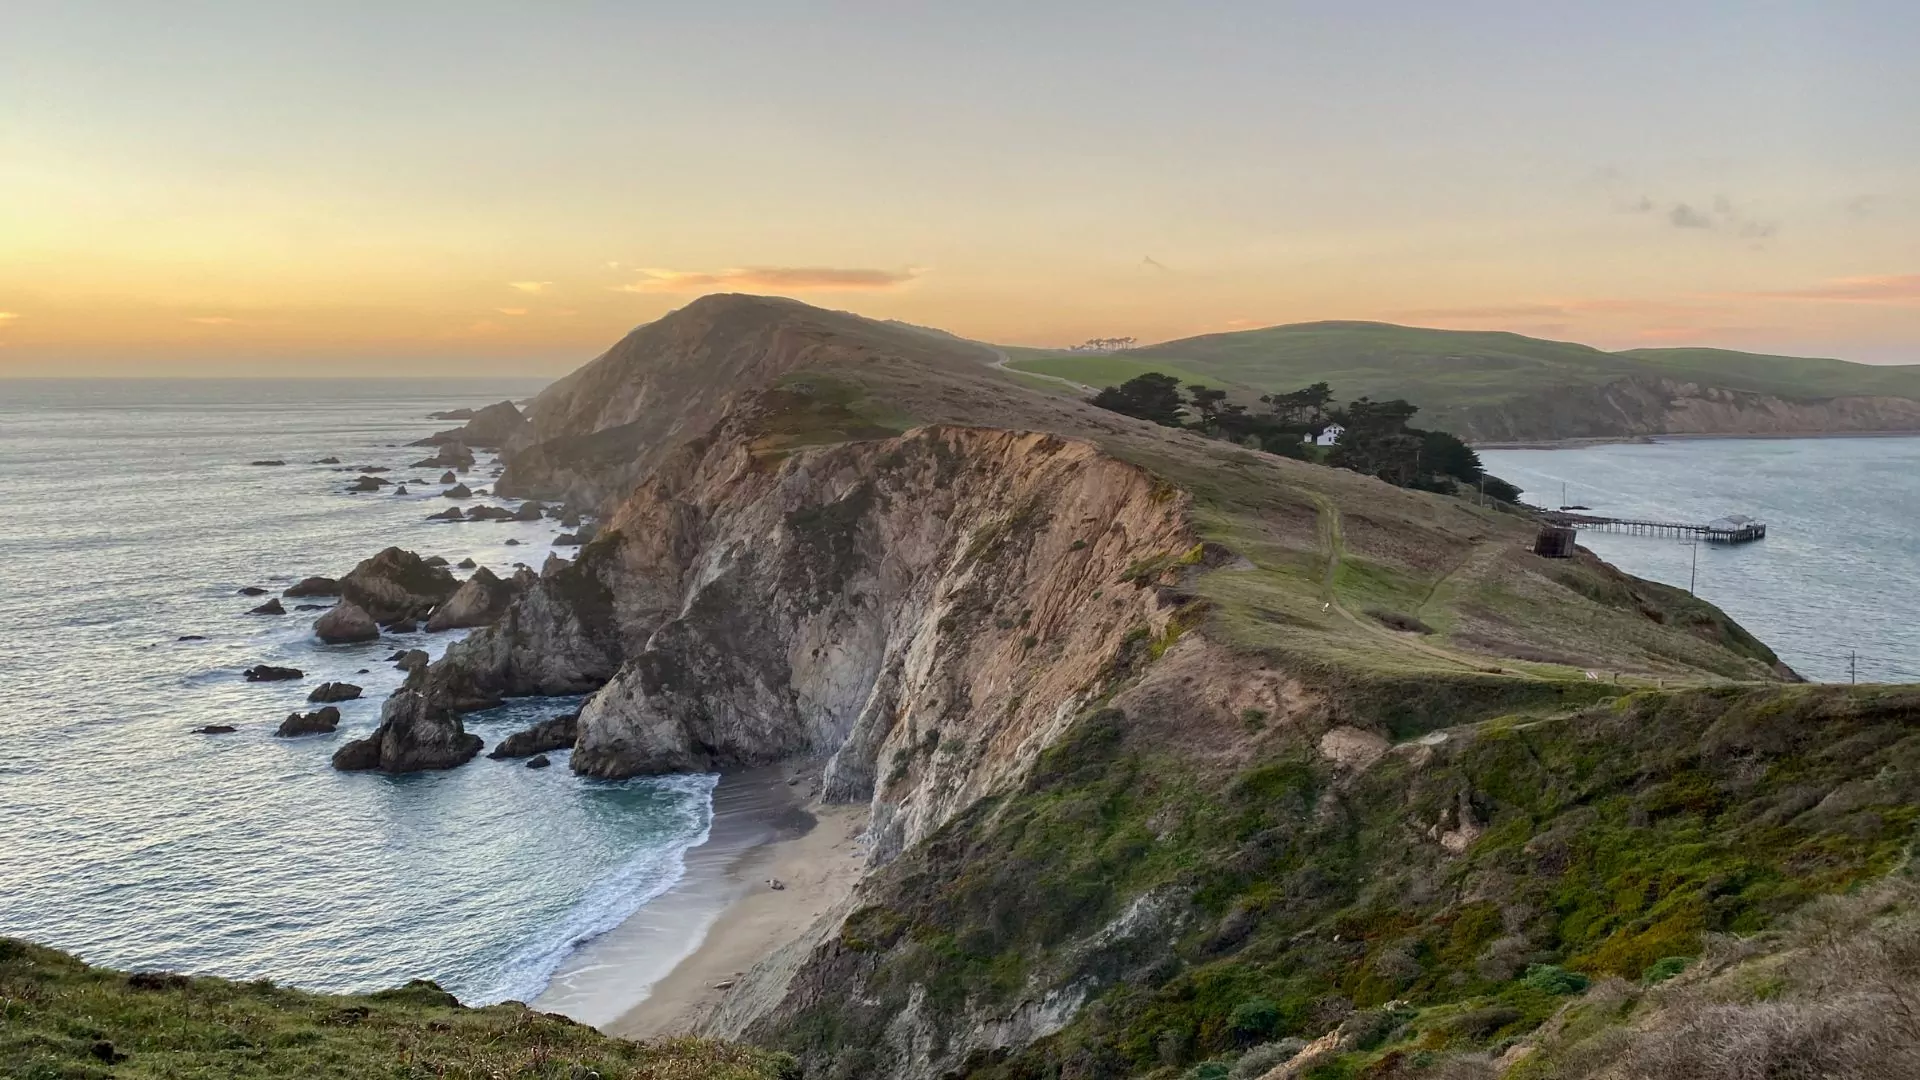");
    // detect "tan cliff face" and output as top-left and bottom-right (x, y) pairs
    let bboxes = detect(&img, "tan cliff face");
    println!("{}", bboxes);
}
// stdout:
(1447, 375), (1920, 443)
(397, 422), (1199, 860)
